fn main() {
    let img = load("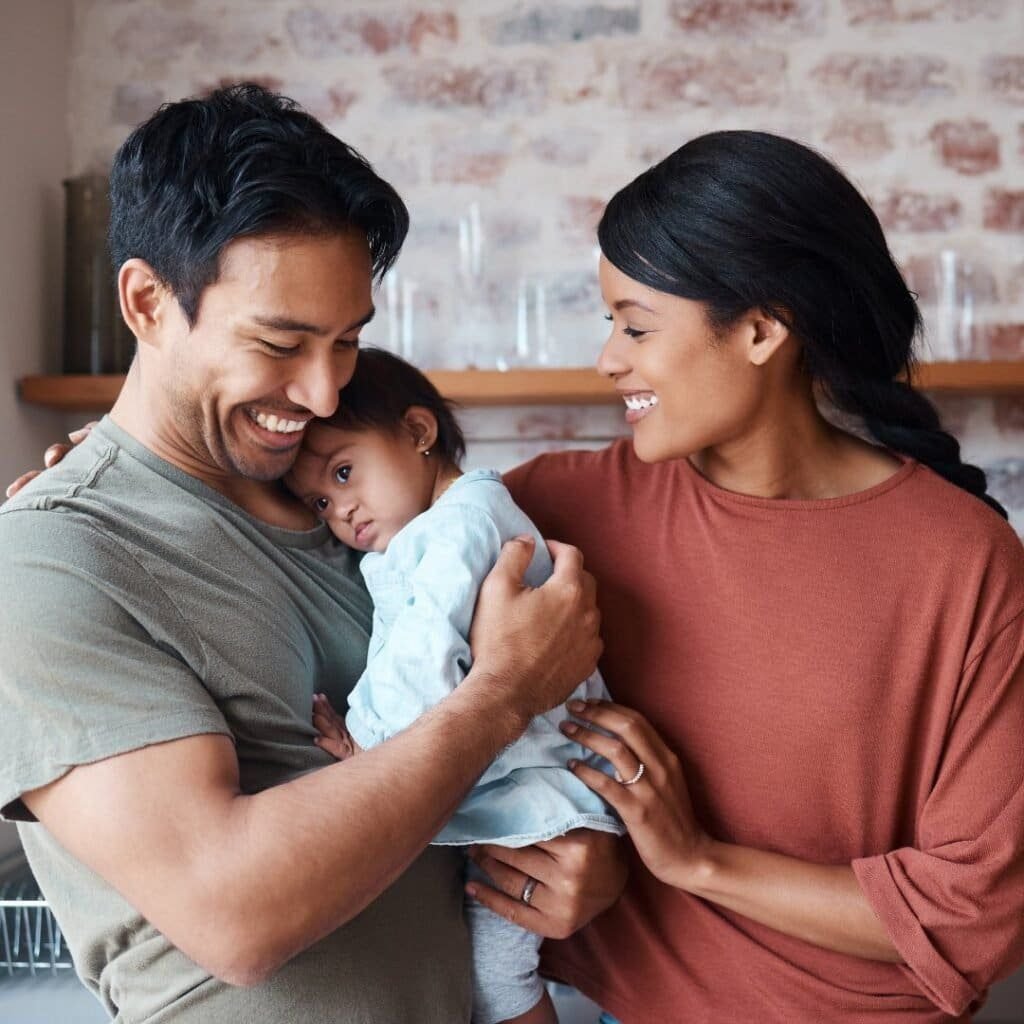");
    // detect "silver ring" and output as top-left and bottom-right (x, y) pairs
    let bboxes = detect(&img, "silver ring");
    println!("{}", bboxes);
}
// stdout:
(520, 876), (538, 905)
(616, 761), (645, 786)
